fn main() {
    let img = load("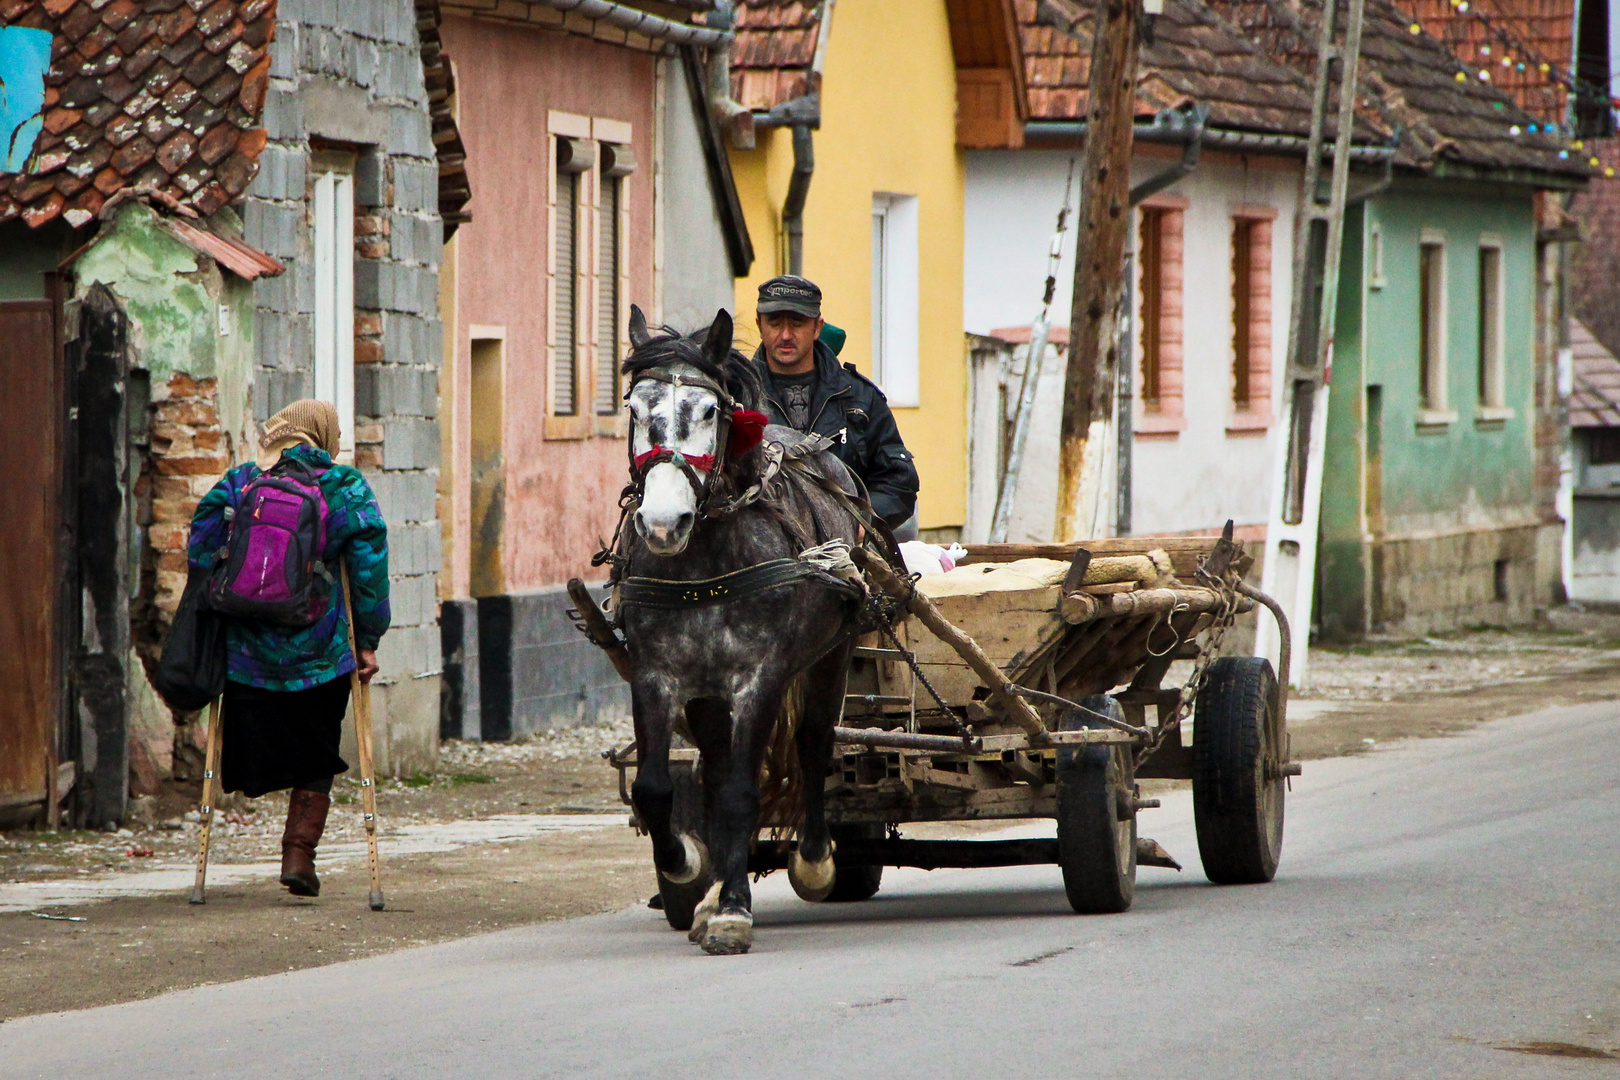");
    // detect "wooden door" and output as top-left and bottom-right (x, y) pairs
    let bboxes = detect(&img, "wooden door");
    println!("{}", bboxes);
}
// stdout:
(0, 300), (62, 814)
